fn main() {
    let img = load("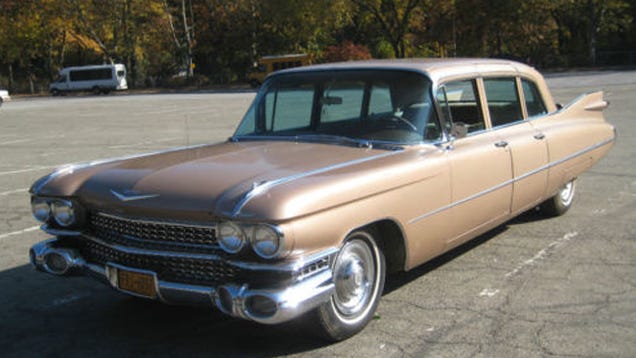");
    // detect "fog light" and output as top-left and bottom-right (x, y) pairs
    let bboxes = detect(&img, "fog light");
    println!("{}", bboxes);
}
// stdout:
(245, 295), (277, 318)
(44, 253), (69, 274)
(216, 286), (234, 314)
